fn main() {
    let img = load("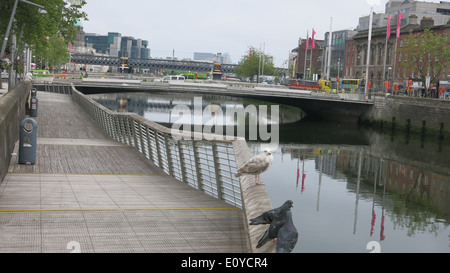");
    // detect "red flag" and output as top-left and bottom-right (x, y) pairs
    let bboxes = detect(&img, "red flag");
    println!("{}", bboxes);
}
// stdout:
(370, 208), (376, 236)
(305, 31), (309, 51)
(386, 15), (392, 40)
(301, 172), (306, 193)
(397, 12), (403, 38)
(311, 28), (316, 49)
